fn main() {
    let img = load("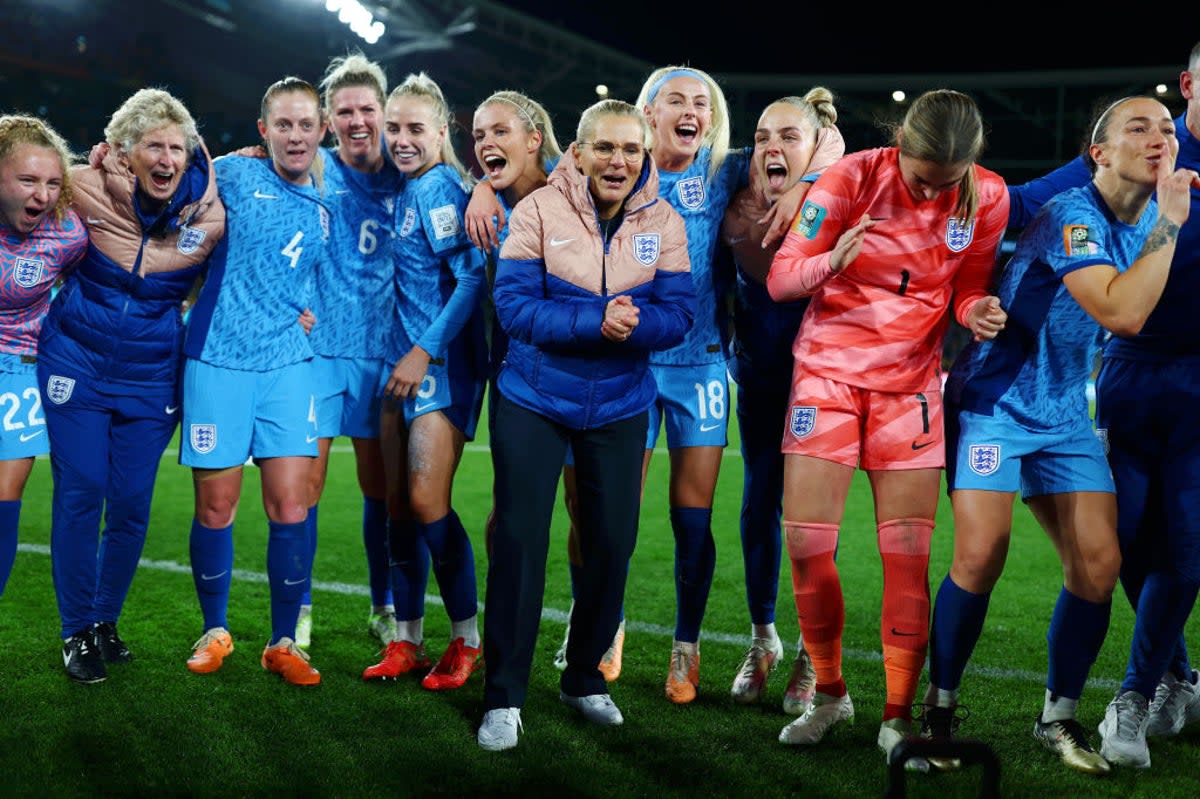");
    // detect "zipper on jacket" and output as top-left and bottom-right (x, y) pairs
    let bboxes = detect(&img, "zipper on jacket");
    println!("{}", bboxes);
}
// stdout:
(105, 232), (149, 377)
